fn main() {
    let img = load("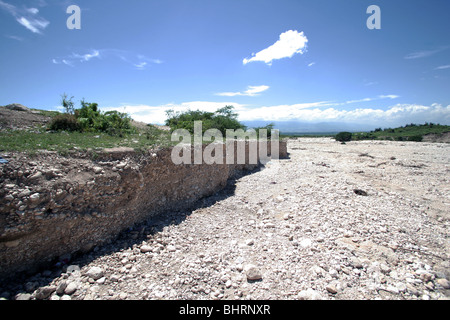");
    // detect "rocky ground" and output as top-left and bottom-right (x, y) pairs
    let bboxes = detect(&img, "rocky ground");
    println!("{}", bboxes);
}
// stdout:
(1, 138), (449, 300)
(0, 105), (50, 131)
